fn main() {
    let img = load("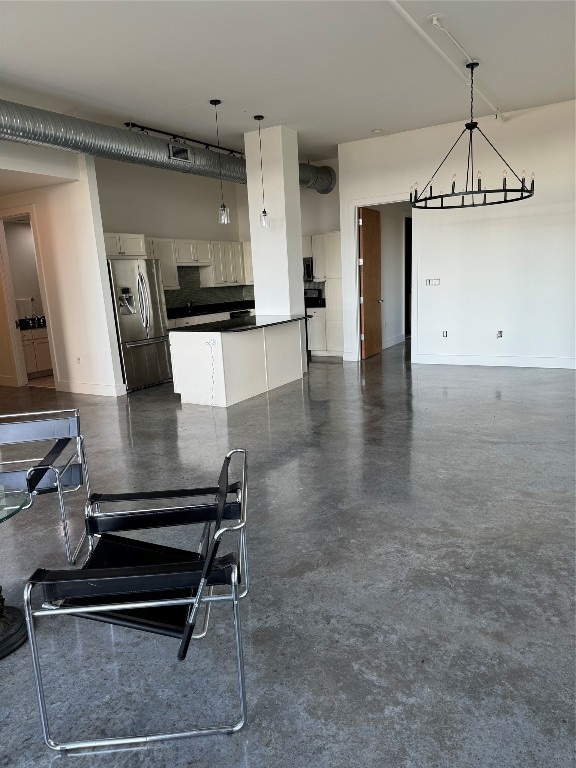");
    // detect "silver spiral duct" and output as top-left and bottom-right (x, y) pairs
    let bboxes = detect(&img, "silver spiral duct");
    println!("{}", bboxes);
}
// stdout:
(0, 99), (336, 194)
